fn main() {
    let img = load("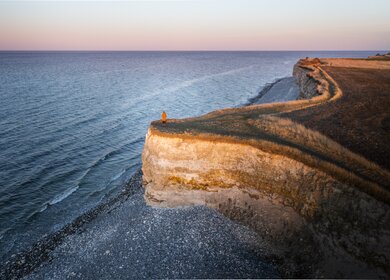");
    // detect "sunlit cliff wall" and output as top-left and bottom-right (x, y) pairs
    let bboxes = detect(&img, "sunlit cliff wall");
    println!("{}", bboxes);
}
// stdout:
(141, 60), (390, 278)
